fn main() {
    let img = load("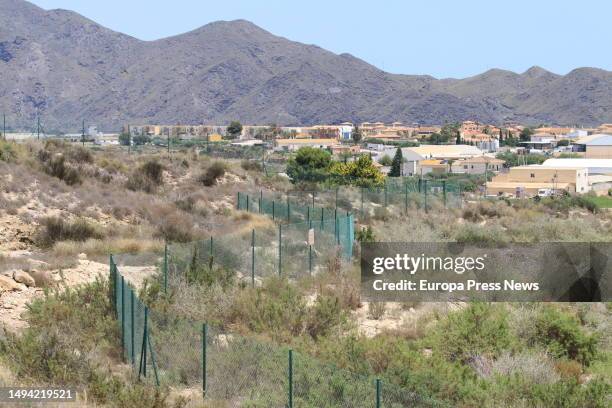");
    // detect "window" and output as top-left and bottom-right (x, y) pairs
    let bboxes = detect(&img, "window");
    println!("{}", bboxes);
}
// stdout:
(530, 173), (535, 178)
